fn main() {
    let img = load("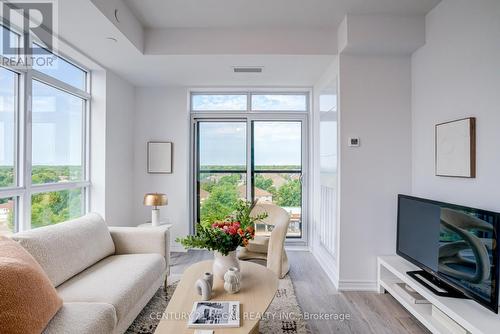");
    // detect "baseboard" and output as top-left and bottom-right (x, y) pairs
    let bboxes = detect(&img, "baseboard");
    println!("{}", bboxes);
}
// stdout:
(311, 248), (378, 292)
(311, 246), (339, 290)
(337, 280), (378, 291)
